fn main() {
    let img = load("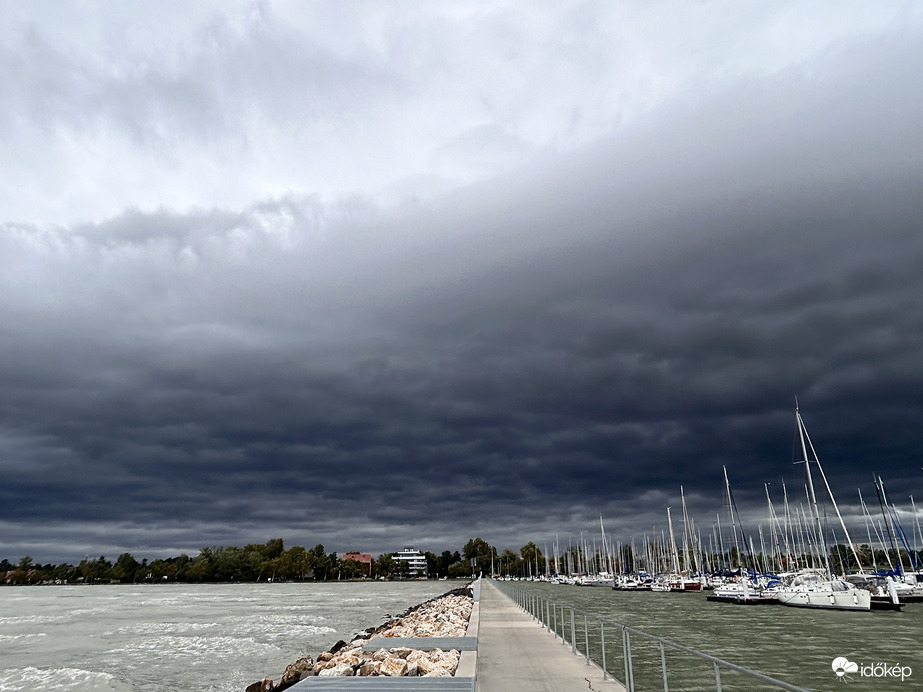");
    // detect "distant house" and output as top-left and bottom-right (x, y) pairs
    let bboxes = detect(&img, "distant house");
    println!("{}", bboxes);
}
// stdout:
(395, 546), (428, 578)
(341, 552), (372, 577)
